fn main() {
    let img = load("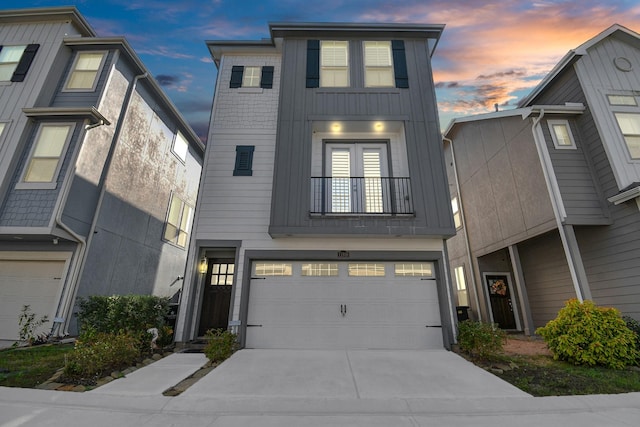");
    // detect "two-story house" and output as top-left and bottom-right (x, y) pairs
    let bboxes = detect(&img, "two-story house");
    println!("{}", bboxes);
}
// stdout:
(175, 22), (457, 350)
(0, 7), (204, 341)
(444, 24), (640, 334)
